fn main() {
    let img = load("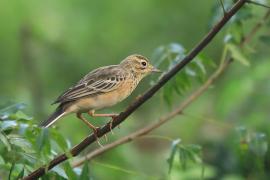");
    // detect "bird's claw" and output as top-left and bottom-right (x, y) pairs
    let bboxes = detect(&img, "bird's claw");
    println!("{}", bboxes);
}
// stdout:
(108, 115), (118, 135)
(92, 127), (103, 147)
